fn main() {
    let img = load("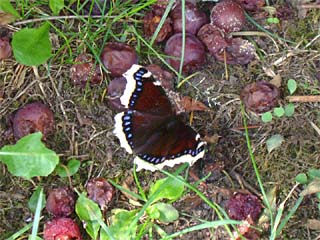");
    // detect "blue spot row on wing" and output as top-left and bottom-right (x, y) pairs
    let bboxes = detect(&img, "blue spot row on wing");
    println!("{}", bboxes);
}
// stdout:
(138, 145), (205, 165)
(122, 111), (134, 148)
(129, 68), (148, 108)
